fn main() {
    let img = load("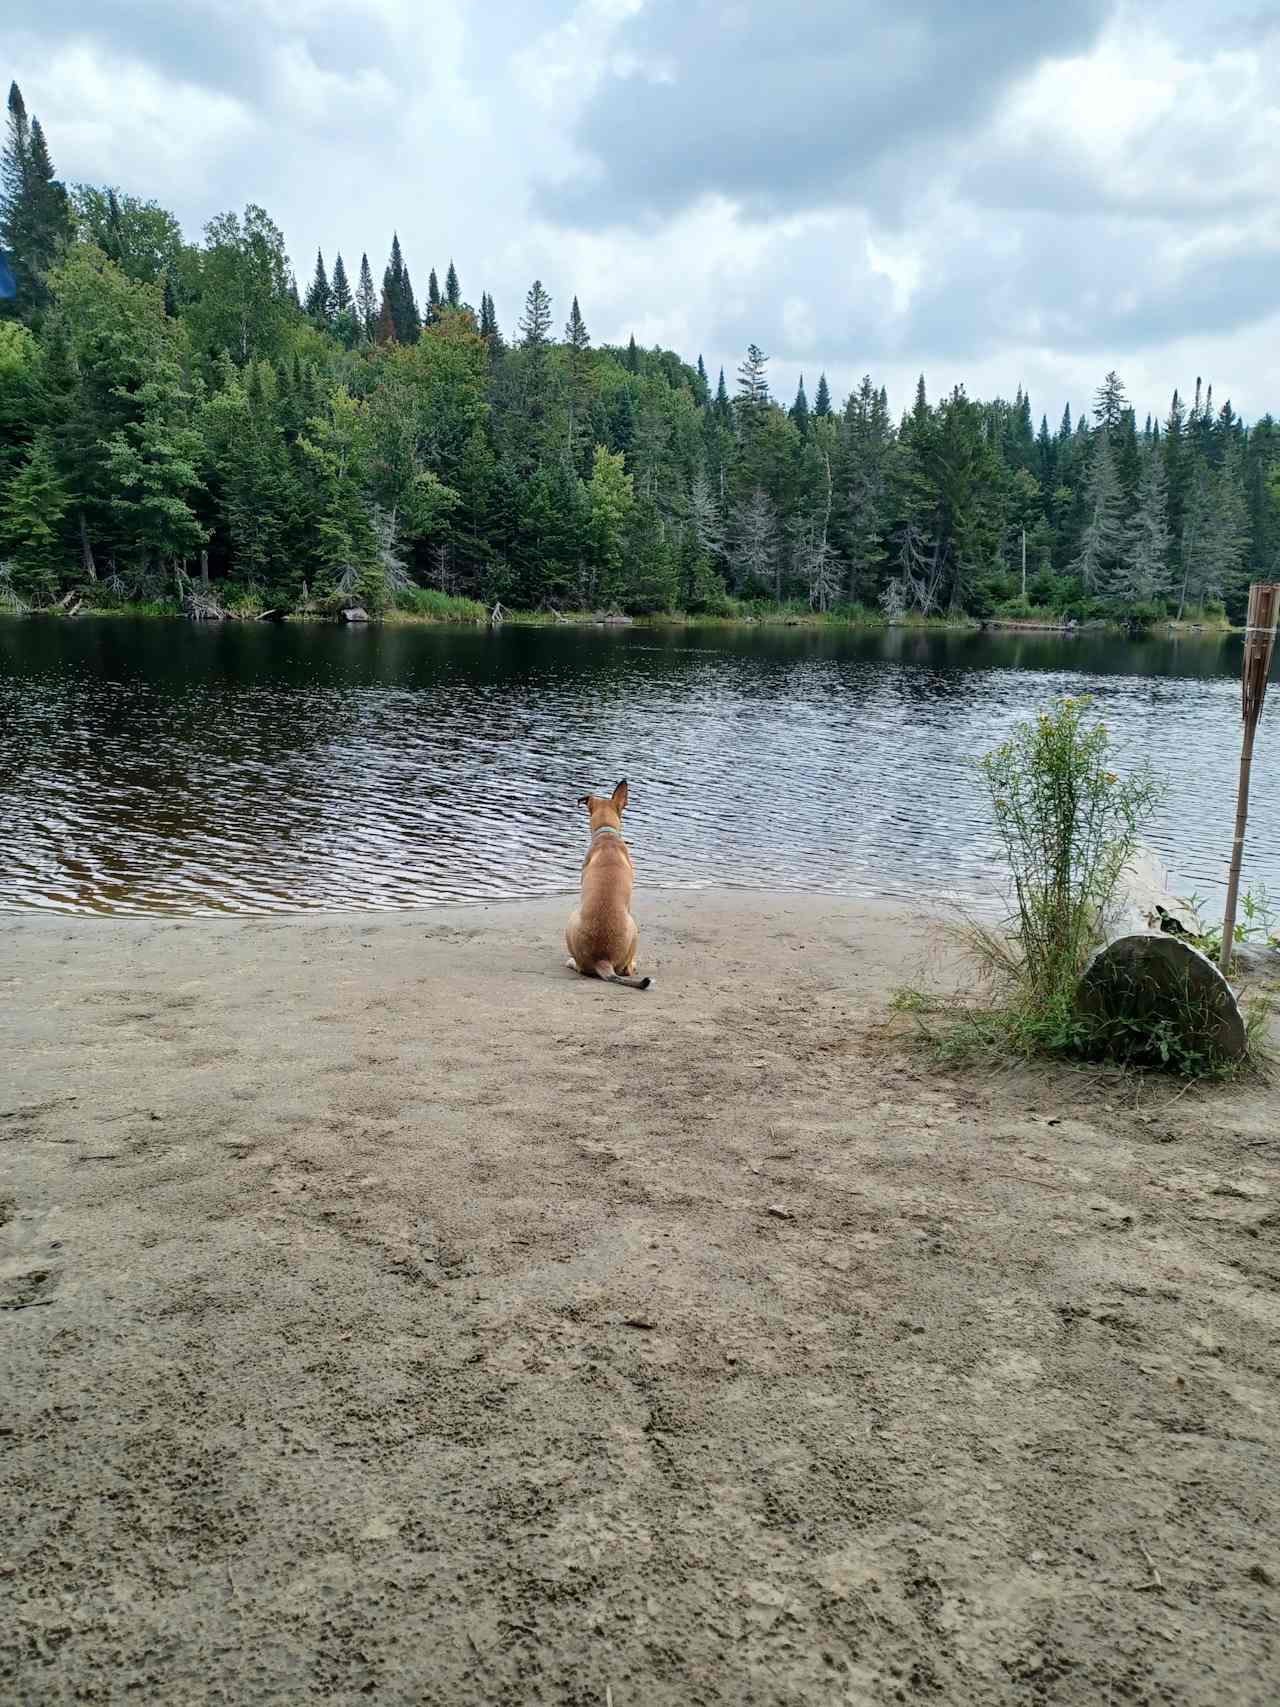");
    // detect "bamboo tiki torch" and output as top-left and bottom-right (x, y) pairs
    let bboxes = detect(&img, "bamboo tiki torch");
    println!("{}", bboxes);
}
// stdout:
(1220, 581), (1280, 977)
